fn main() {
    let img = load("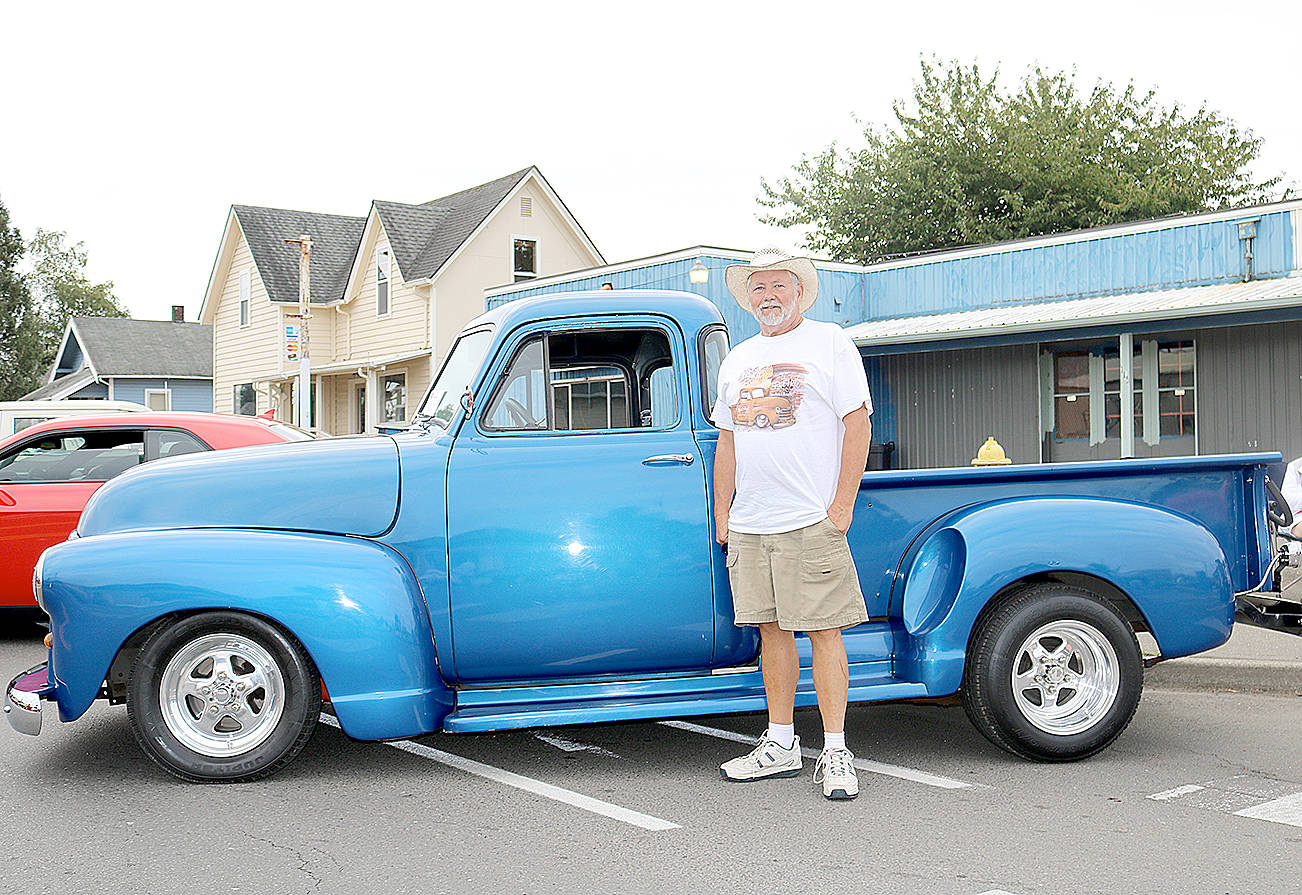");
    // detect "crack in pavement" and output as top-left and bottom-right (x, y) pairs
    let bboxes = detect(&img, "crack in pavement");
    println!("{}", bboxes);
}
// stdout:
(242, 833), (331, 893)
